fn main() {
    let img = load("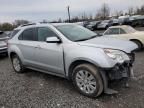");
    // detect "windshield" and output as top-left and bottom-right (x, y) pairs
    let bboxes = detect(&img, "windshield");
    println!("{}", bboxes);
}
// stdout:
(56, 24), (97, 42)
(125, 26), (136, 33)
